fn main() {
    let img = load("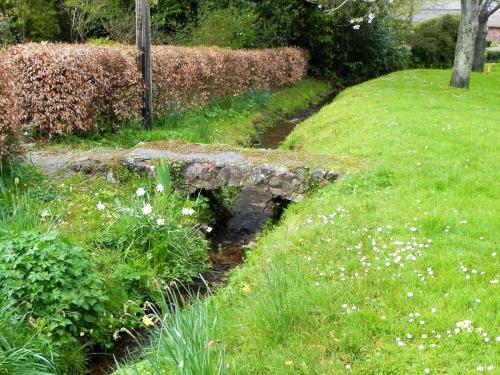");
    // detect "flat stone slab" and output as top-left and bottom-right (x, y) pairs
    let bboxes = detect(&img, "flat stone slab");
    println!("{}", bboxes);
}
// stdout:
(29, 141), (359, 202)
